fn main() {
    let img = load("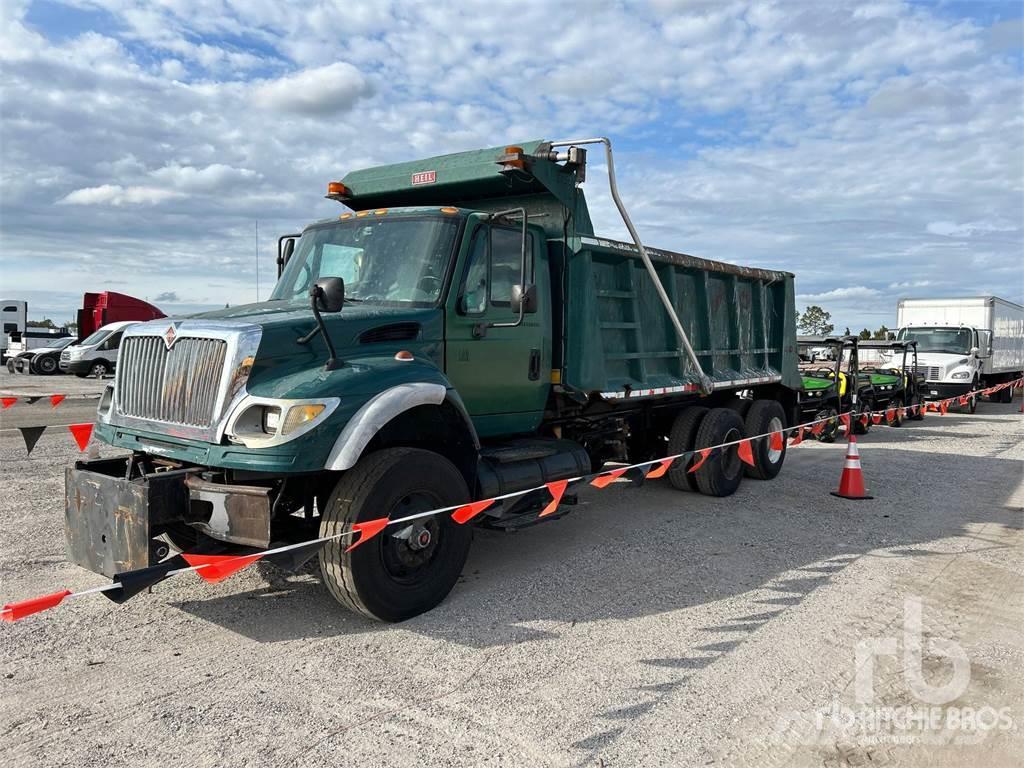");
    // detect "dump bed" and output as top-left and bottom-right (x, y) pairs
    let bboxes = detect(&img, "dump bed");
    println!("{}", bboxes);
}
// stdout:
(555, 236), (801, 398)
